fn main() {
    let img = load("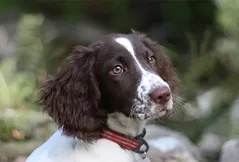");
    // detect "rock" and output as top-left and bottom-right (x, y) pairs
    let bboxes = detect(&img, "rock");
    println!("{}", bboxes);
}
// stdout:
(145, 124), (202, 161)
(220, 139), (239, 162)
(198, 132), (224, 160)
(148, 137), (198, 162)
